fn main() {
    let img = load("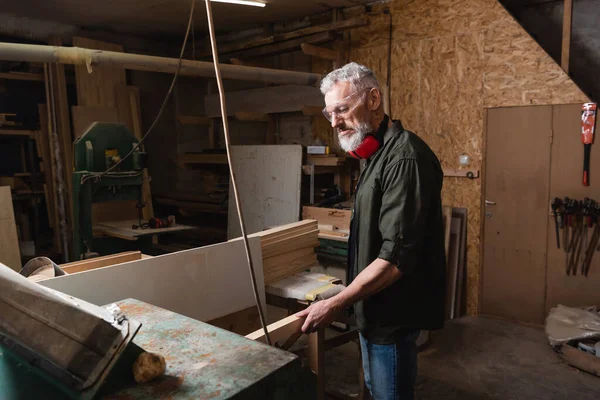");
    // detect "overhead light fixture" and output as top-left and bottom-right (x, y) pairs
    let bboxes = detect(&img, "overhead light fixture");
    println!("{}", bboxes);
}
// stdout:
(210, 0), (266, 7)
